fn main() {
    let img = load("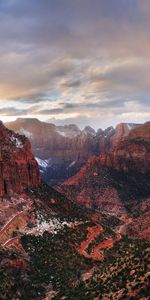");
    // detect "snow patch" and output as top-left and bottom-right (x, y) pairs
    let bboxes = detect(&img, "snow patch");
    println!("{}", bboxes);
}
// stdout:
(56, 128), (80, 138)
(56, 129), (68, 137)
(28, 214), (76, 235)
(10, 136), (23, 148)
(127, 124), (134, 130)
(68, 161), (76, 168)
(35, 157), (49, 169)
(26, 212), (85, 236)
